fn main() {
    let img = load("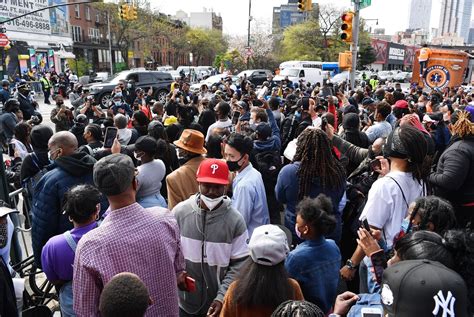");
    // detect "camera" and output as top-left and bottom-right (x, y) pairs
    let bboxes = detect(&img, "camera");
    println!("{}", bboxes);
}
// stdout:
(30, 116), (40, 124)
